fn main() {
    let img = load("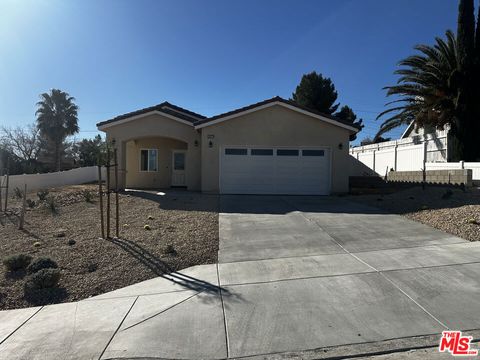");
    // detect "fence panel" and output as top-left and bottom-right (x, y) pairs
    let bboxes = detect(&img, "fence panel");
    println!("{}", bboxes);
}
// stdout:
(6, 166), (107, 192)
(358, 151), (374, 170)
(396, 144), (424, 171)
(464, 162), (480, 181)
(374, 148), (396, 176)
